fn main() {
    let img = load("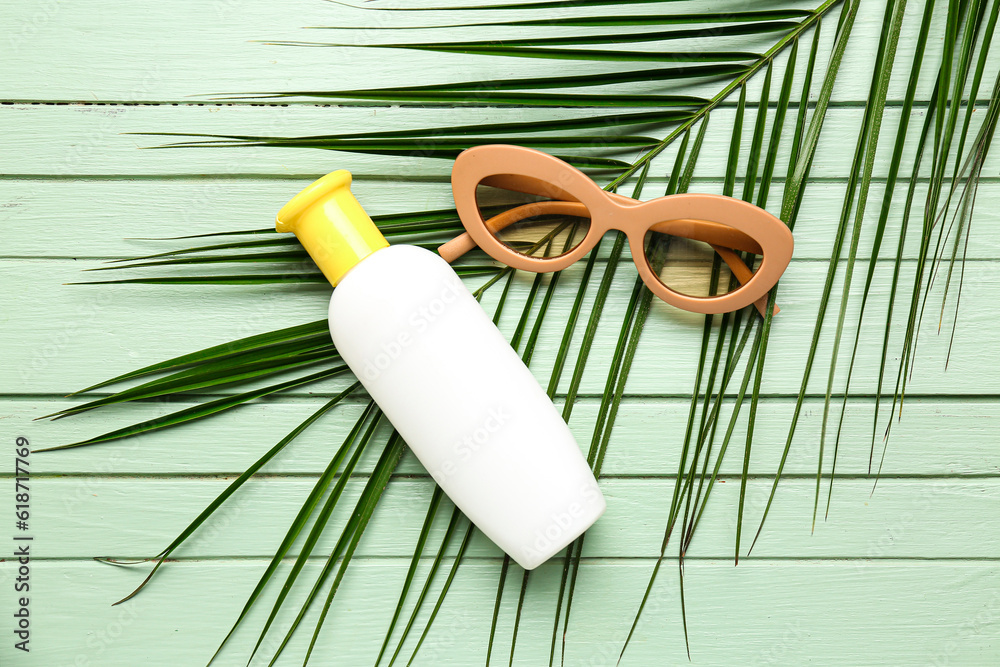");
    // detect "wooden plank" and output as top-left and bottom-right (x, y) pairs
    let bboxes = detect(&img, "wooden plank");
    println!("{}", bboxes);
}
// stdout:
(8, 395), (998, 477)
(3, 0), (987, 104)
(4, 177), (999, 260)
(0, 559), (995, 666)
(18, 476), (1000, 559)
(2, 258), (996, 395)
(3, 104), (996, 179)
